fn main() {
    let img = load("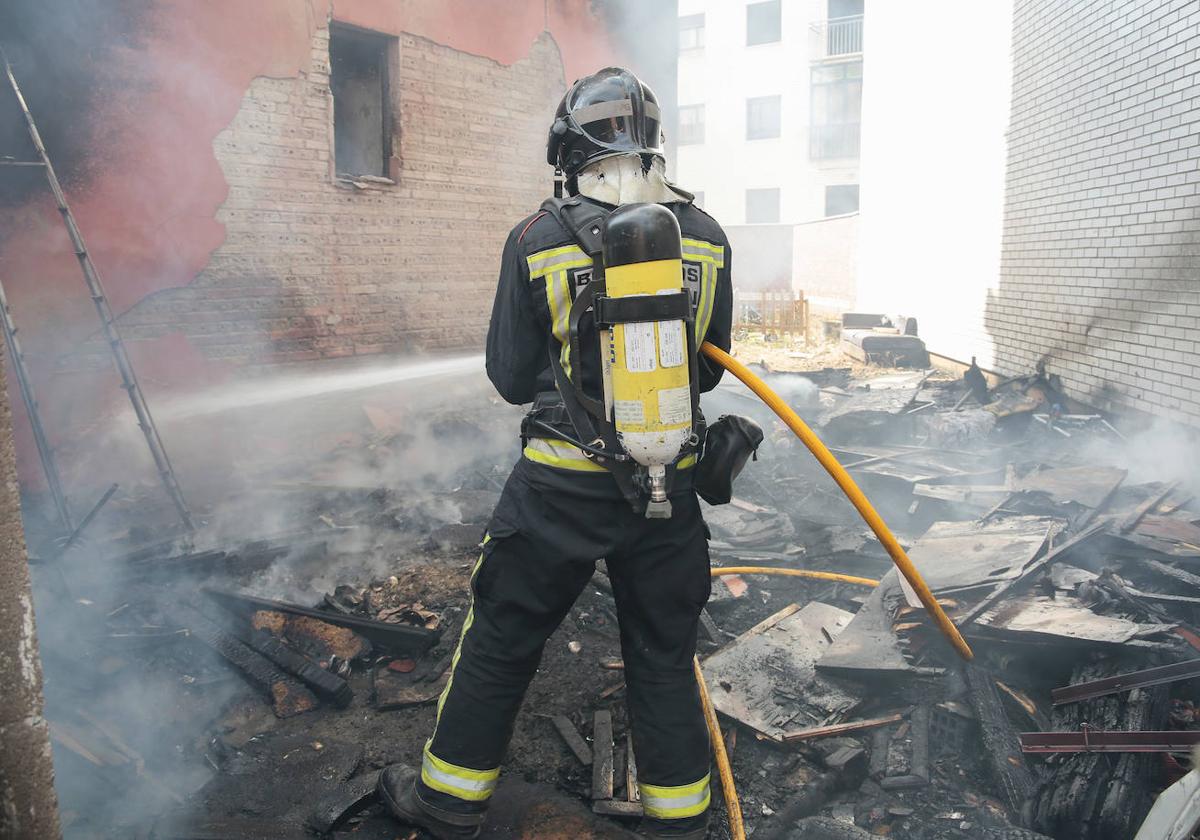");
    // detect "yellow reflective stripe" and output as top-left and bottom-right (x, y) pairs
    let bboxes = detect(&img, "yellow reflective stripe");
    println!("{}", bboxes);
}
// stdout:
(544, 269), (575, 378)
(432, 541), (487, 722)
(523, 441), (695, 472)
(681, 237), (725, 266)
(639, 773), (711, 819)
(693, 261), (710, 341)
(523, 440), (608, 472)
(421, 744), (499, 802)
(697, 261), (718, 342)
(527, 245), (588, 279)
